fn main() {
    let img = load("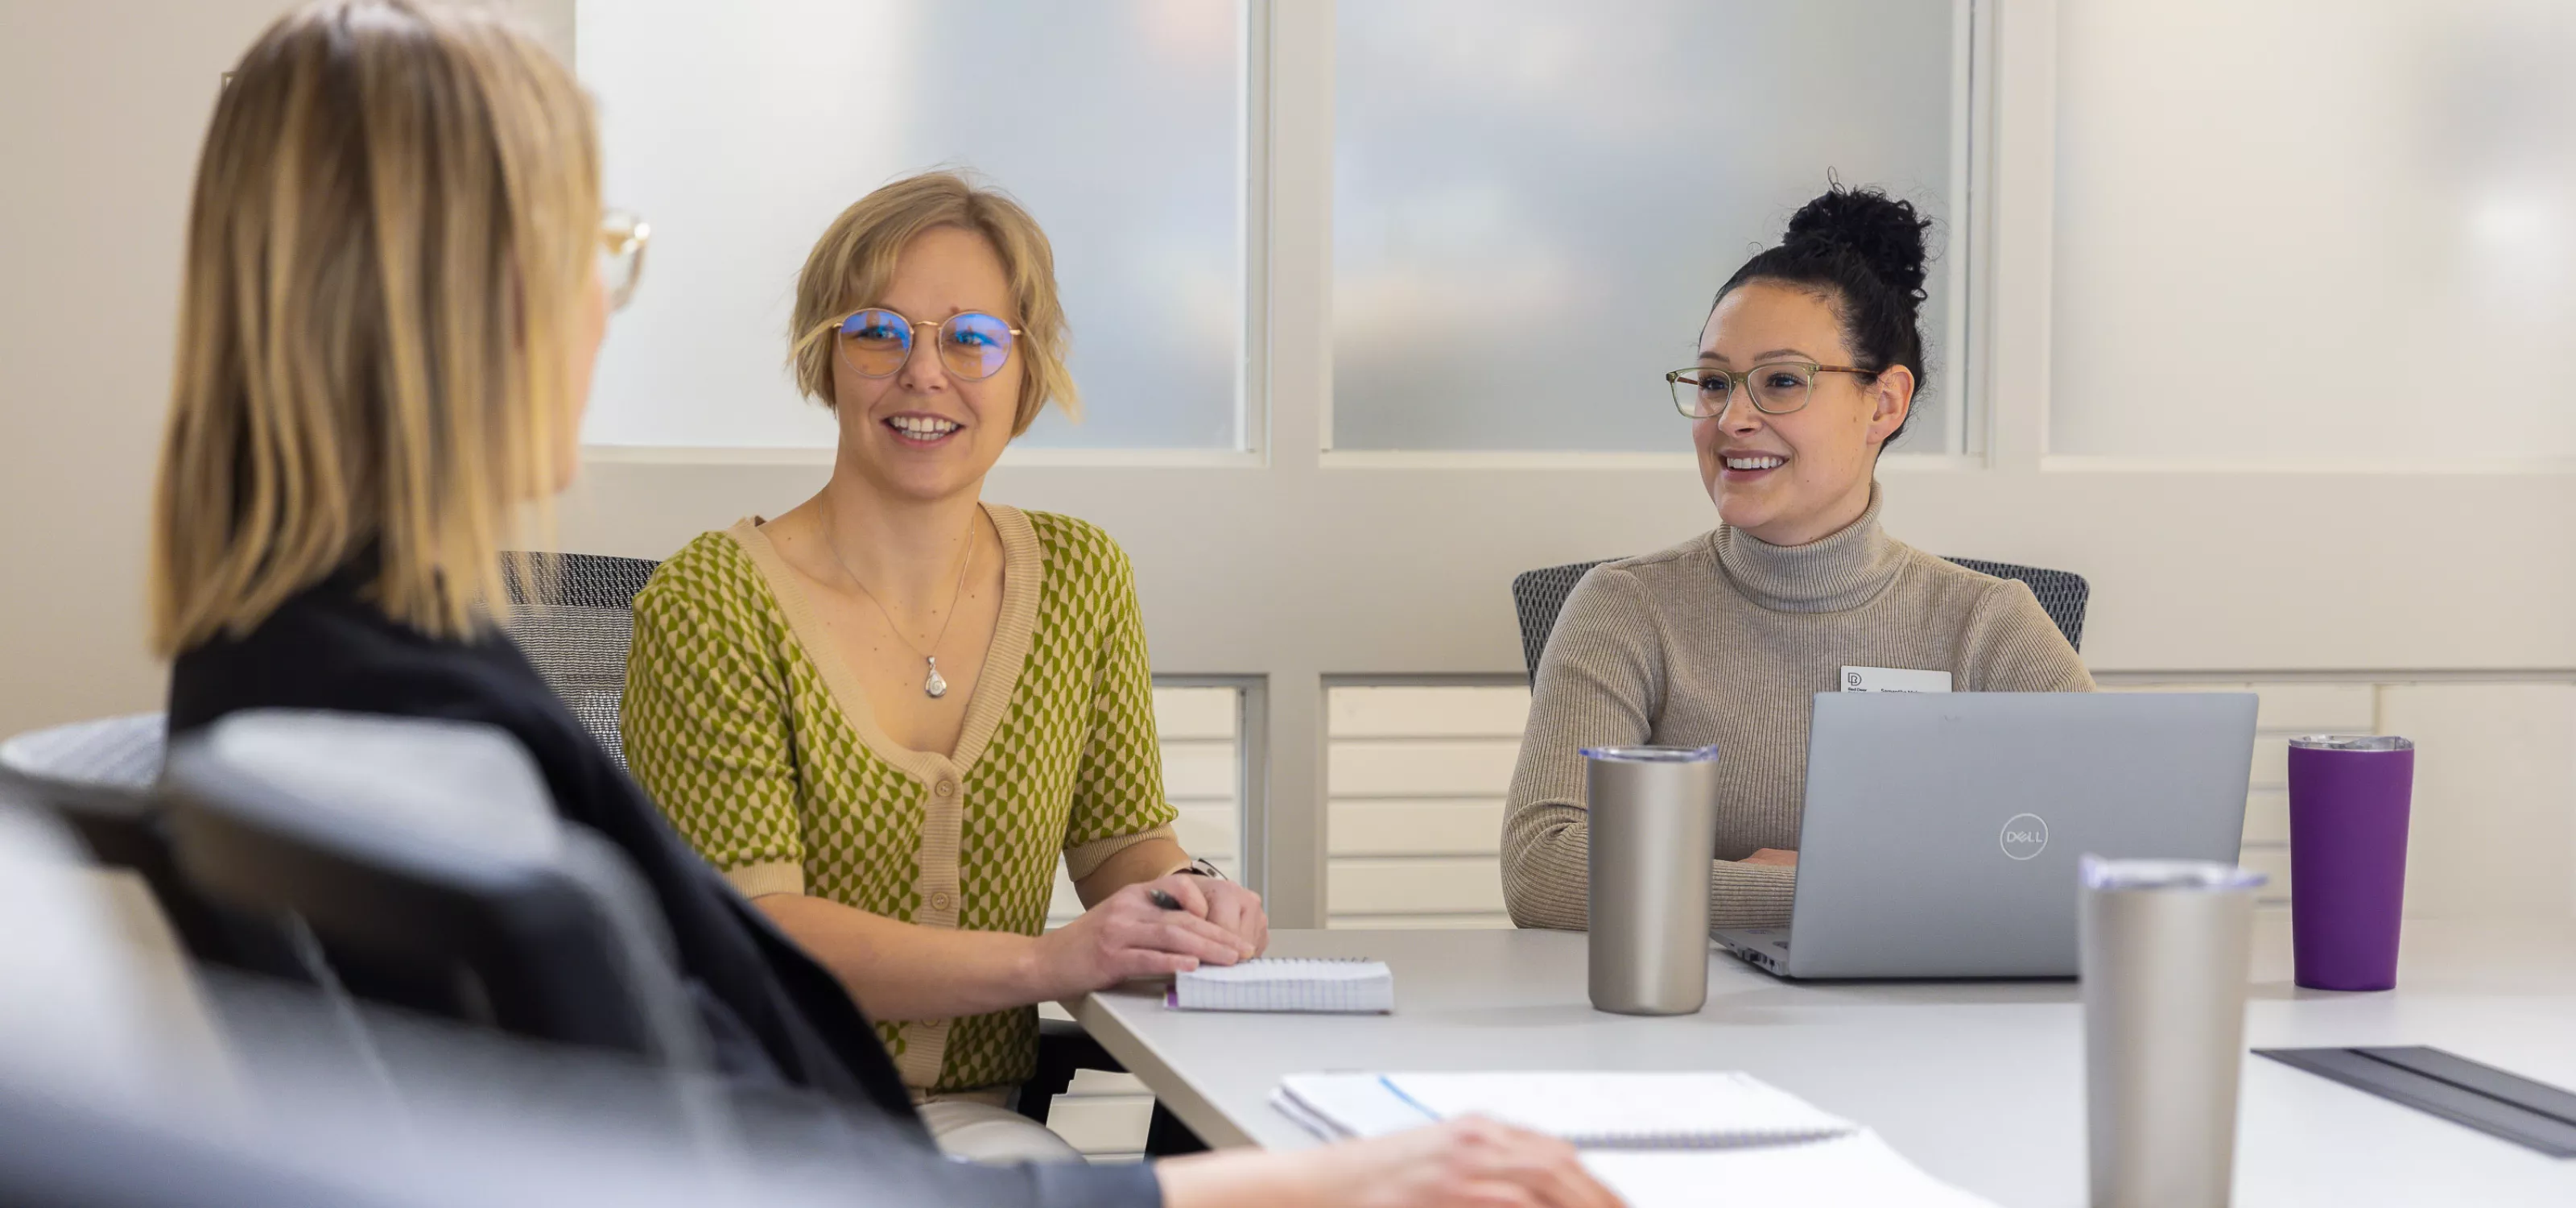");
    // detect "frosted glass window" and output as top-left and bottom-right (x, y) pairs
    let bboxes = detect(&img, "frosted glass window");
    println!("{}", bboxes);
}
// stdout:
(576, 1), (1244, 450)
(2051, 0), (2576, 461)
(1332, 1), (1964, 453)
